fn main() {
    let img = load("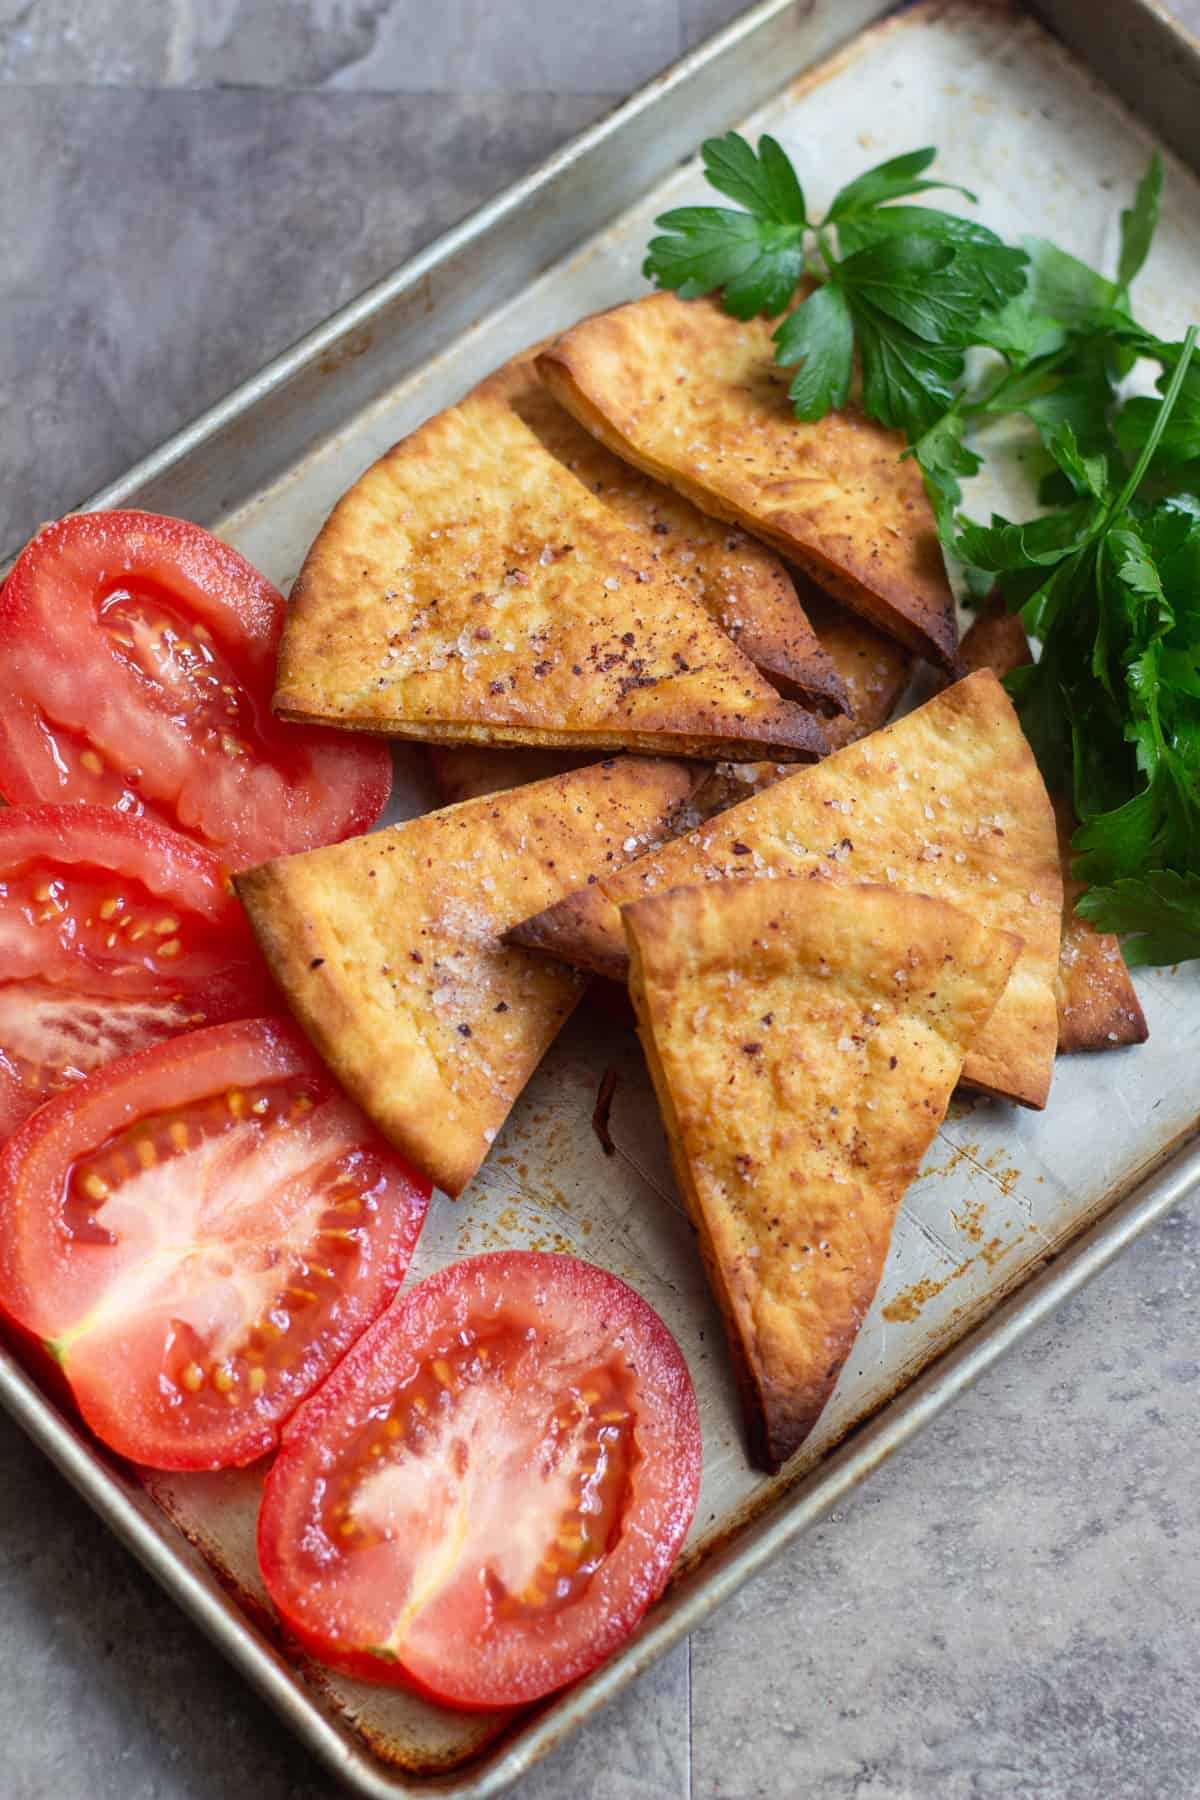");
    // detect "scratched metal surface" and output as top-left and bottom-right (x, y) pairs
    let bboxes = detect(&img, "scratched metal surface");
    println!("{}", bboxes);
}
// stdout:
(8, 2), (1200, 1793)
(134, 0), (1200, 1778)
